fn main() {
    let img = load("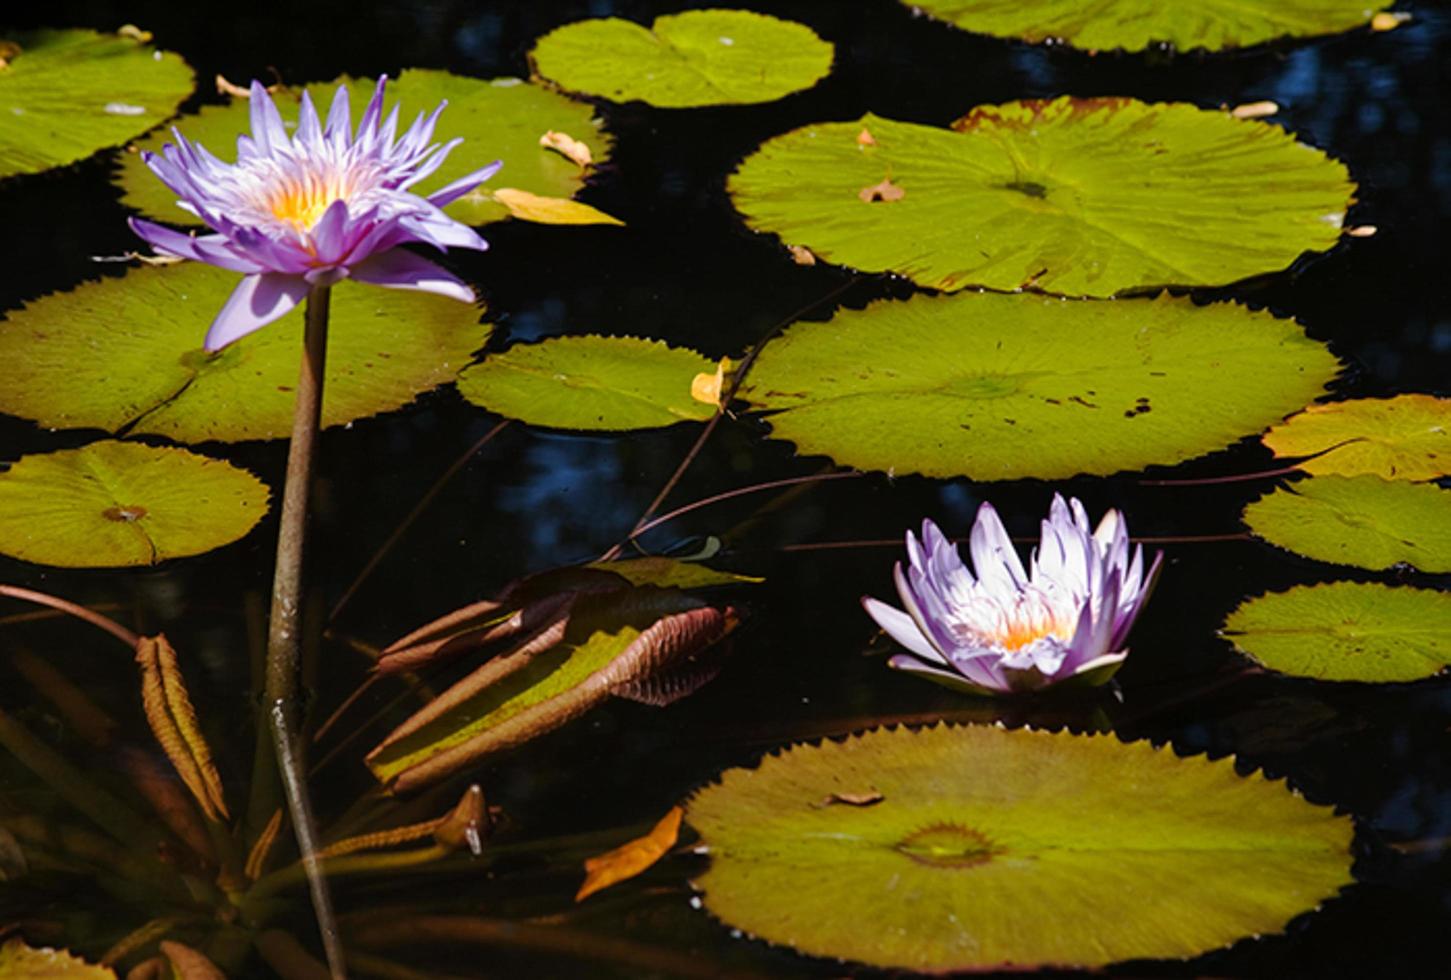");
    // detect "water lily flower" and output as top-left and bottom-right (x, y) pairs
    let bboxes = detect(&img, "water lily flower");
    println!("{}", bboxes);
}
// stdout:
(862, 496), (1162, 695)
(129, 77), (500, 350)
